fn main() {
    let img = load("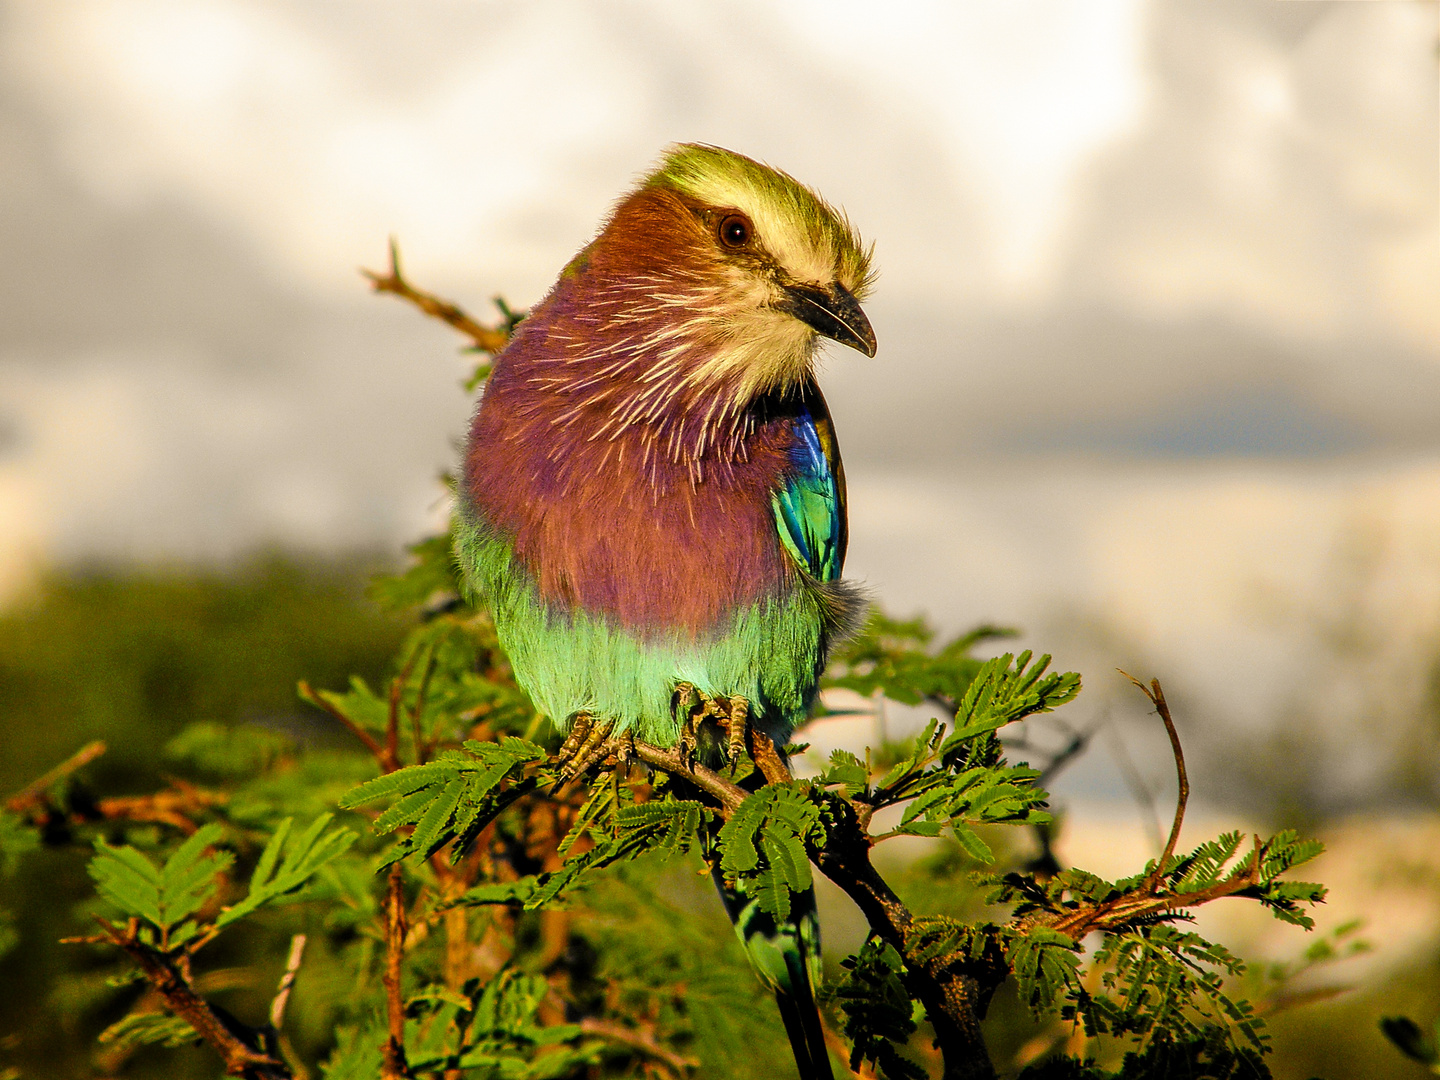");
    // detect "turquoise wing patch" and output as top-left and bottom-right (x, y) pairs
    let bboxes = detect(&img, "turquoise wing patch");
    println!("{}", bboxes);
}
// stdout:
(771, 405), (846, 583)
